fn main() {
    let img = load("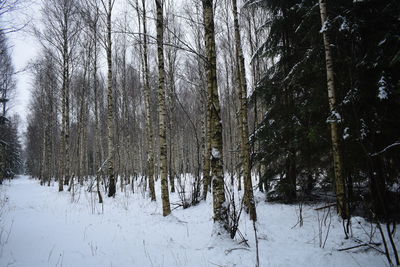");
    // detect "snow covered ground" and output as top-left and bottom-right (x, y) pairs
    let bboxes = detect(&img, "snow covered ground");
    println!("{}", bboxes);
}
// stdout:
(0, 175), (397, 267)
